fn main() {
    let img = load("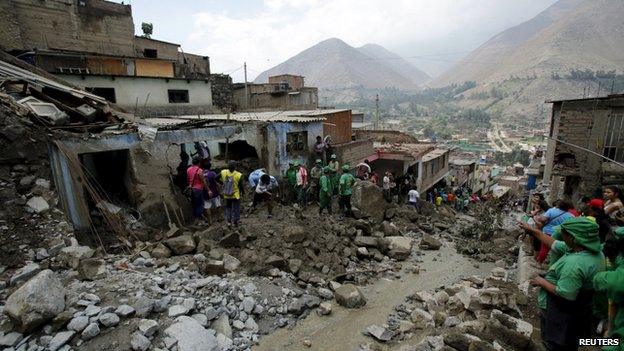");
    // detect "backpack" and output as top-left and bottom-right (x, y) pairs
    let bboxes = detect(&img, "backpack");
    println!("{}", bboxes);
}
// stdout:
(222, 172), (235, 196)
